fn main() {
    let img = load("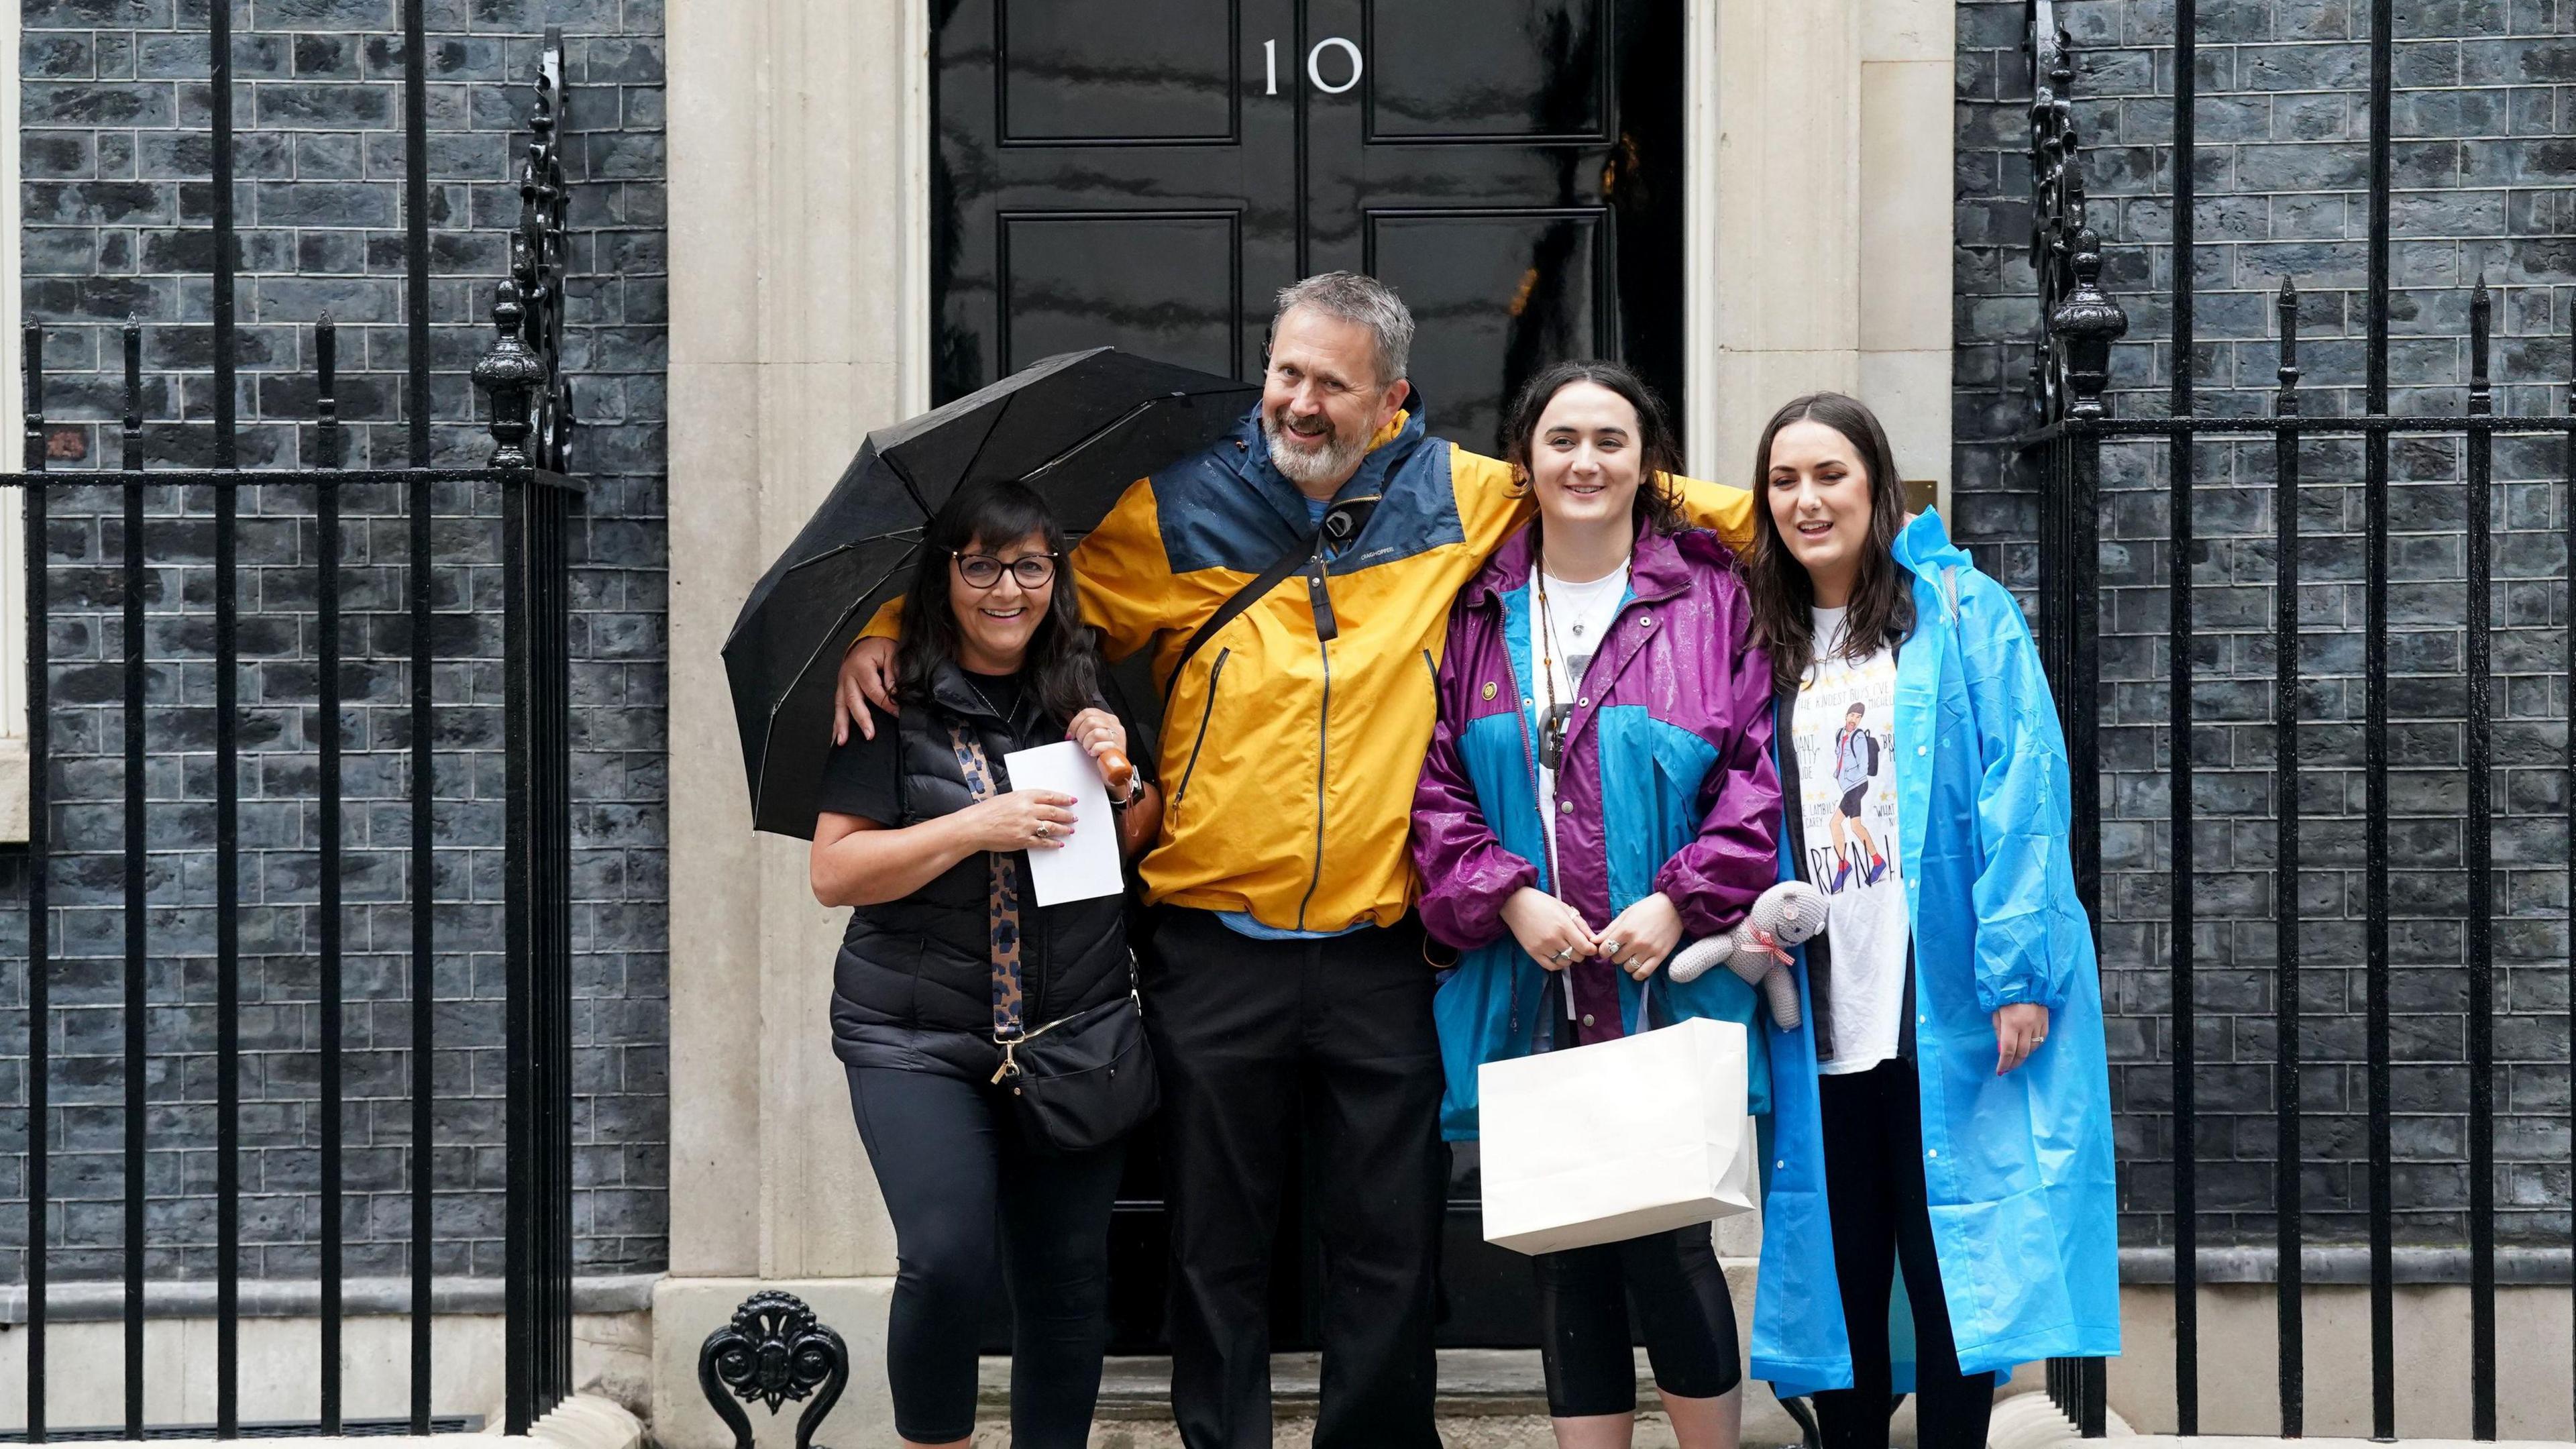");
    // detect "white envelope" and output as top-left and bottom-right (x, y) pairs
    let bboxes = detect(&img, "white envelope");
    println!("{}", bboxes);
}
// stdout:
(999, 739), (1124, 906)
